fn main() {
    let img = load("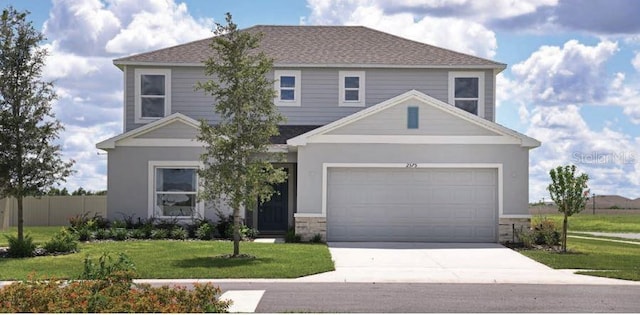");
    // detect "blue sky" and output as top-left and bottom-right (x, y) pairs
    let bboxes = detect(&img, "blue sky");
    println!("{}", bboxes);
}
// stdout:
(4, 0), (640, 201)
